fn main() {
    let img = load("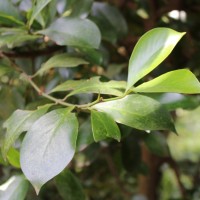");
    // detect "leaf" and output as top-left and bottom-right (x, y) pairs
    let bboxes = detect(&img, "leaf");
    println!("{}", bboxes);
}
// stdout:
(20, 107), (78, 194)
(91, 2), (128, 43)
(0, 33), (41, 48)
(92, 94), (176, 132)
(7, 147), (20, 168)
(126, 28), (185, 91)
(76, 119), (94, 151)
(0, 175), (29, 200)
(36, 53), (88, 75)
(55, 170), (86, 200)
(50, 76), (126, 97)
(38, 18), (101, 49)
(91, 110), (121, 142)
(135, 69), (200, 94)
(65, 0), (93, 18)
(146, 93), (199, 111)
(0, 0), (24, 26)
(143, 133), (169, 157)
(2, 104), (52, 159)
(28, 0), (52, 27)
(0, 61), (12, 77)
